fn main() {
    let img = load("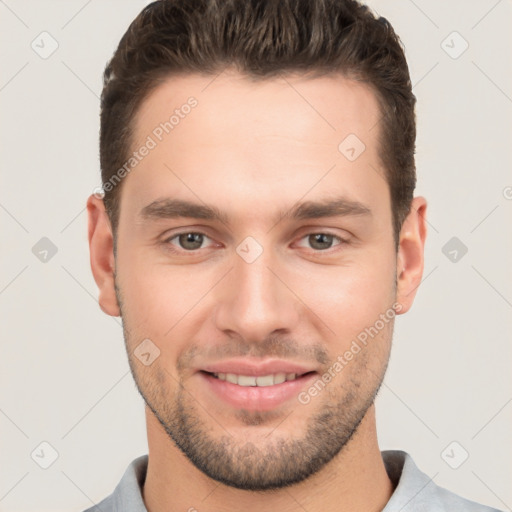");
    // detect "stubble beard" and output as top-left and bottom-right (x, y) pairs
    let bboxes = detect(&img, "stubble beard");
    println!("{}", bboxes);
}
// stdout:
(115, 279), (391, 491)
